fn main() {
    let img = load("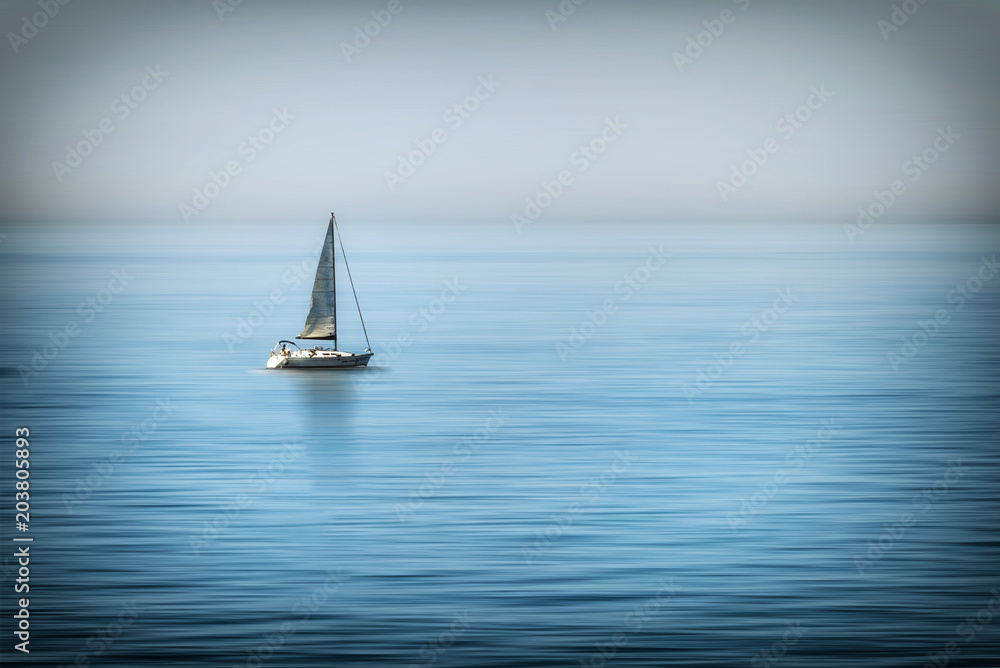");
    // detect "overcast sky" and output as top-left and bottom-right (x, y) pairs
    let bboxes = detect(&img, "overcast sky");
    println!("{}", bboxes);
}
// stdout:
(1, 0), (999, 226)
